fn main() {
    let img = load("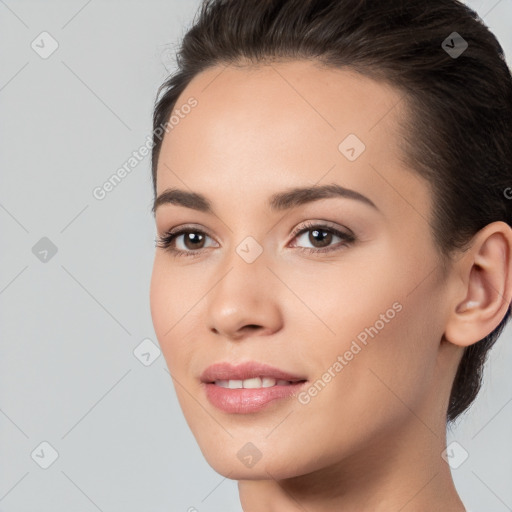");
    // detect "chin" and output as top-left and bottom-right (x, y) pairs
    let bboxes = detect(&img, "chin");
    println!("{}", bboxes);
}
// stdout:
(194, 434), (323, 481)
(204, 454), (305, 481)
